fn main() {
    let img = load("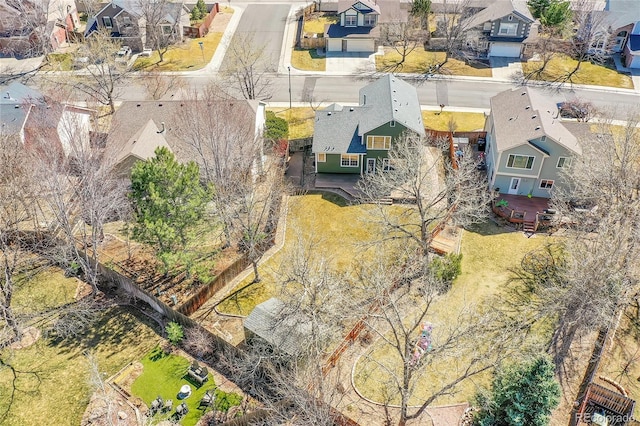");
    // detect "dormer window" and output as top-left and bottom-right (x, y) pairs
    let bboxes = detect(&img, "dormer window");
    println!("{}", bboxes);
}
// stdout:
(508, 15), (513, 21)
(364, 14), (376, 26)
(345, 15), (357, 26)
